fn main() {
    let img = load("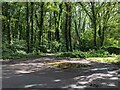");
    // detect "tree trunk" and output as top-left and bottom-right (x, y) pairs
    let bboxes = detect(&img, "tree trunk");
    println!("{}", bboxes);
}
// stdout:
(68, 3), (72, 51)
(30, 2), (34, 52)
(26, 2), (30, 53)
(101, 3), (111, 47)
(55, 3), (63, 51)
(48, 11), (52, 50)
(91, 2), (97, 47)
(65, 2), (72, 52)
(38, 2), (44, 46)
(65, 2), (69, 52)
(6, 3), (12, 48)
